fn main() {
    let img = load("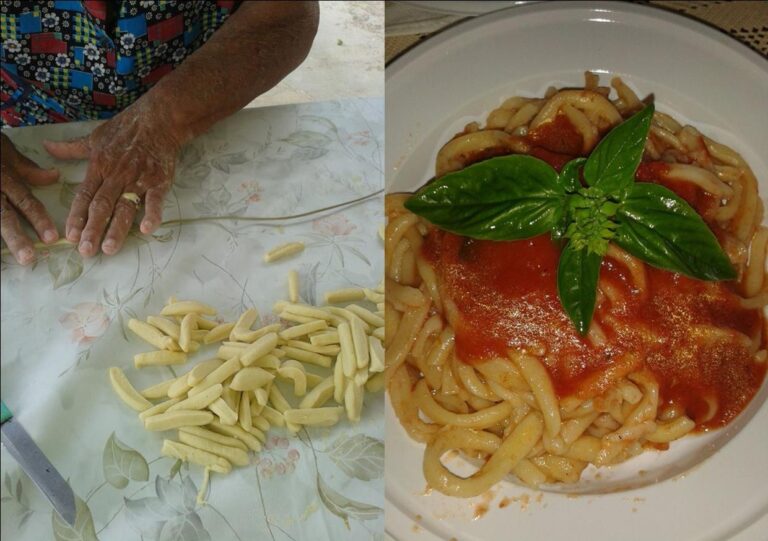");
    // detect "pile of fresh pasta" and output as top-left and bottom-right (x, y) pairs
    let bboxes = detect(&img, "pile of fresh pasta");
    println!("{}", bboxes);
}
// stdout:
(108, 279), (384, 498)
